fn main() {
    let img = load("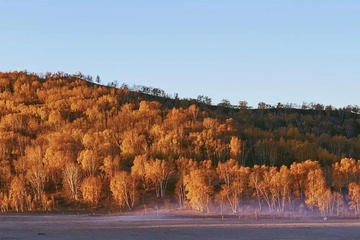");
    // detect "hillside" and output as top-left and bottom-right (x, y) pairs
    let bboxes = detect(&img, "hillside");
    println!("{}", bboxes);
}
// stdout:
(0, 70), (360, 216)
